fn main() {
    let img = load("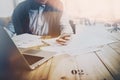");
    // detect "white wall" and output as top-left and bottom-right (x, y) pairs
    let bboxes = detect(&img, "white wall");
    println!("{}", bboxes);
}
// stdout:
(63, 0), (120, 22)
(0, 0), (14, 17)
(14, 0), (25, 6)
